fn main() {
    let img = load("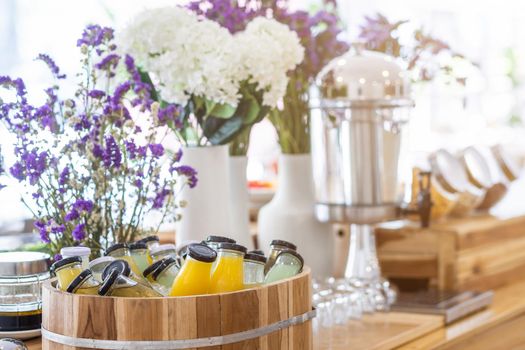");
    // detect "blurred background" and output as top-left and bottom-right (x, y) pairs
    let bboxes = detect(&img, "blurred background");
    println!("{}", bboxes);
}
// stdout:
(2, 0), (525, 244)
